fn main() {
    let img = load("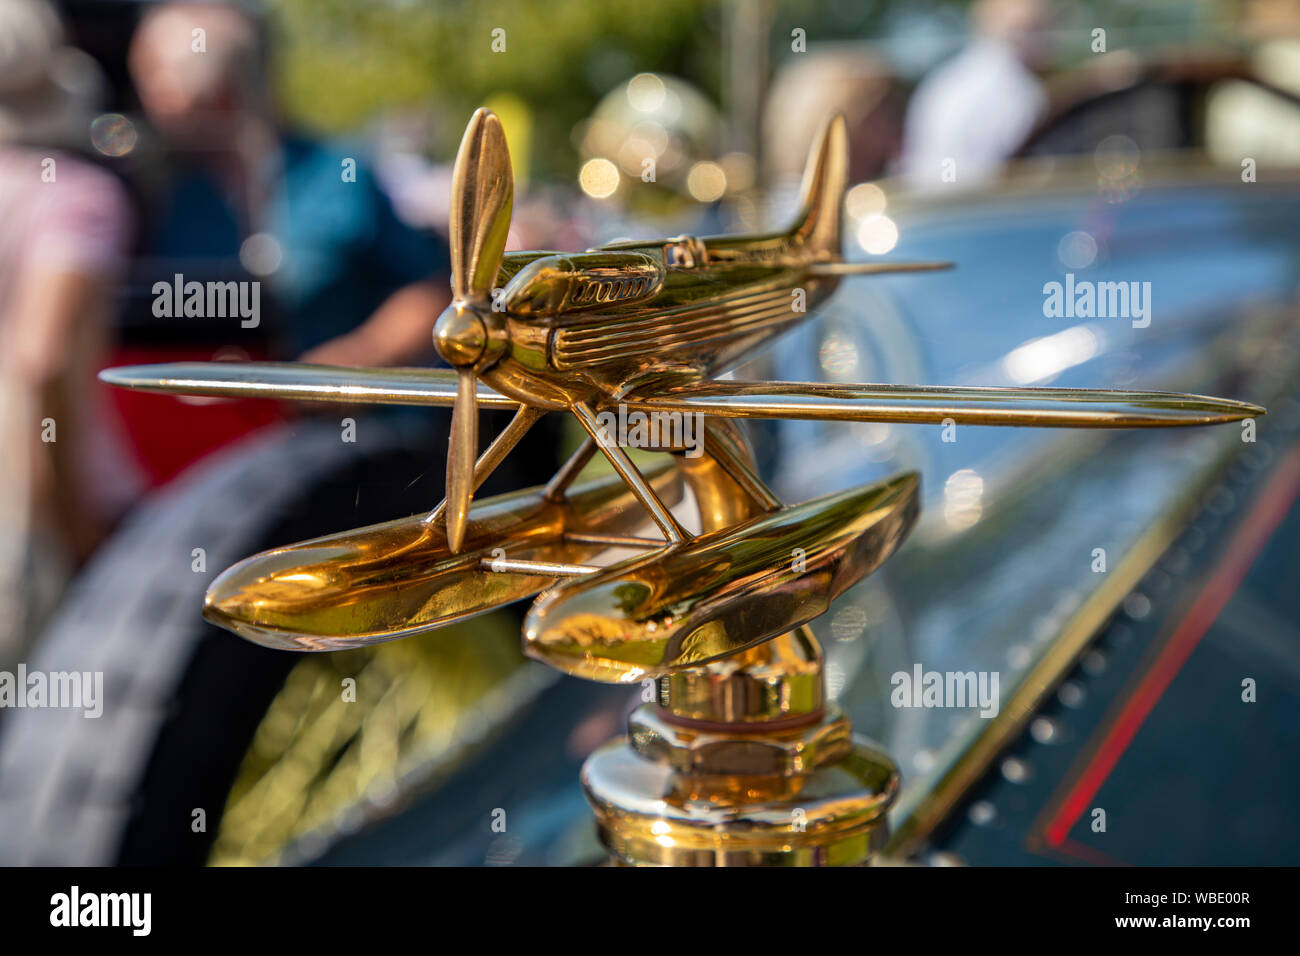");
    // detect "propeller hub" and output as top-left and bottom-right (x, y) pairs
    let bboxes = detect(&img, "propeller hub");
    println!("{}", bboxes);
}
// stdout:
(434, 302), (491, 368)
